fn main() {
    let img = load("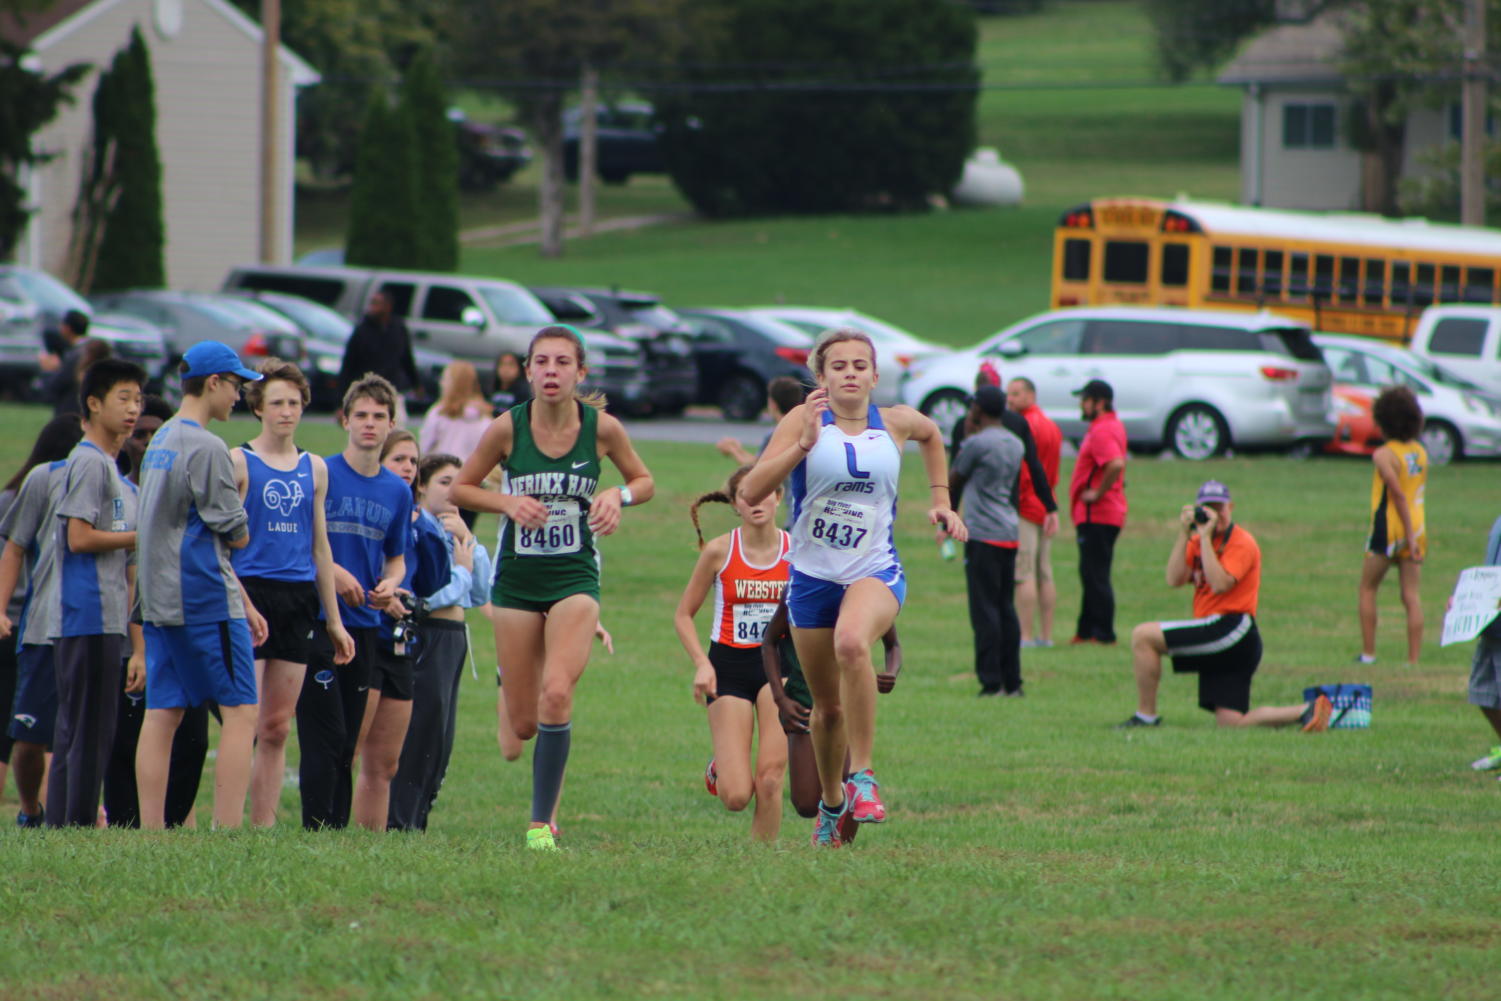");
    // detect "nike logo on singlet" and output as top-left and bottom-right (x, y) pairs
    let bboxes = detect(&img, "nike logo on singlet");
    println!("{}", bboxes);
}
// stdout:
(571, 460), (588, 470)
